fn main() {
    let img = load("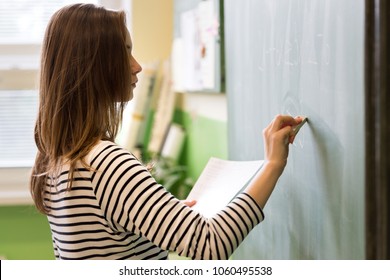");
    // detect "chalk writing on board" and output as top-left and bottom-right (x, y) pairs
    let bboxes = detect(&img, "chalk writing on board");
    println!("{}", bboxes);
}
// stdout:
(257, 37), (331, 69)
